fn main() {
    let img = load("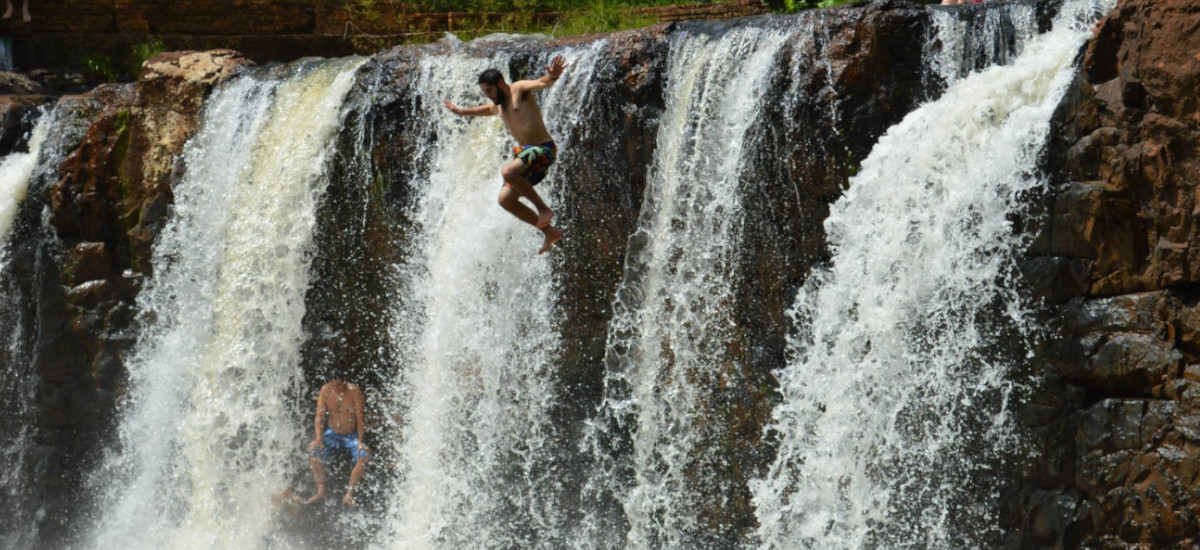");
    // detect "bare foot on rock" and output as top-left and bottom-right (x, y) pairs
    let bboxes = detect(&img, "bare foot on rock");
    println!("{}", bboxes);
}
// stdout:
(306, 487), (326, 504)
